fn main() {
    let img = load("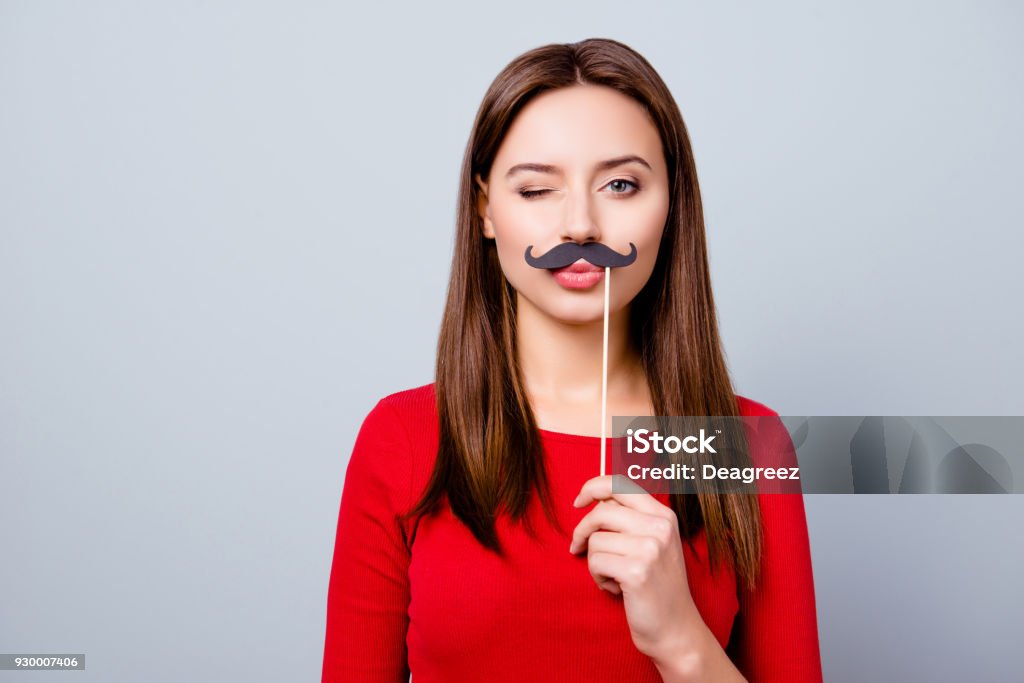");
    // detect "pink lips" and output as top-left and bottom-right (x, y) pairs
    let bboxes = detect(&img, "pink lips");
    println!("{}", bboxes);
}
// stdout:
(551, 259), (605, 290)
